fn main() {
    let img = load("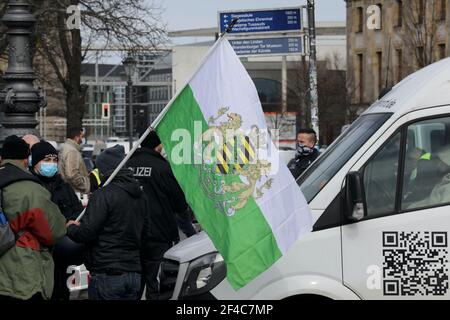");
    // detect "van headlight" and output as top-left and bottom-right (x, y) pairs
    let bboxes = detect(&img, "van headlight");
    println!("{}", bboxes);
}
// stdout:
(180, 252), (226, 298)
